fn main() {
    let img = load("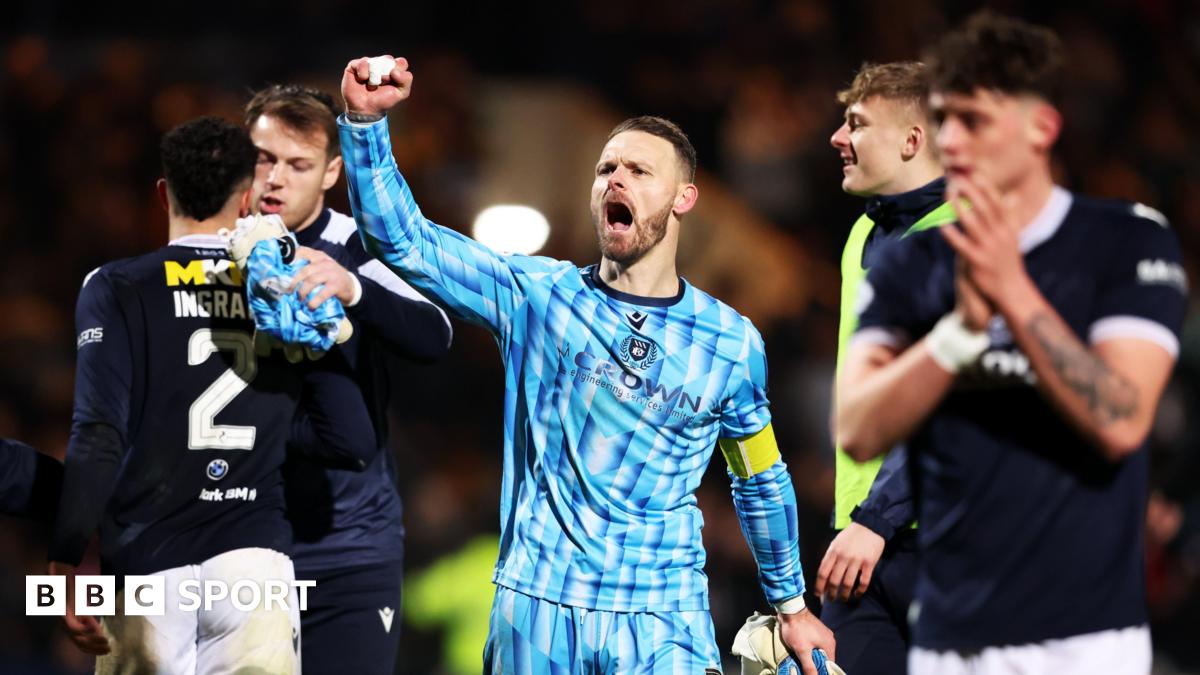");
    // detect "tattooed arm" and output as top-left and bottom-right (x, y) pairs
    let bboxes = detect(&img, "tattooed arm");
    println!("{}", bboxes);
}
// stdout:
(1001, 292), (1175, 461)
(939, 177), (1182, 462)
